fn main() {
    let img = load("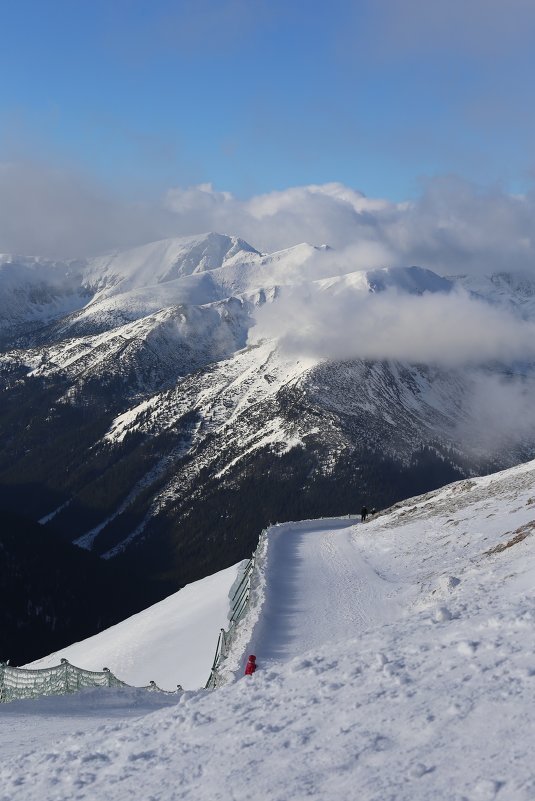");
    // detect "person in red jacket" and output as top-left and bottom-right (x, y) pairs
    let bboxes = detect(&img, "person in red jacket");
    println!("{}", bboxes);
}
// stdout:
(244, 655), (257, 675)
